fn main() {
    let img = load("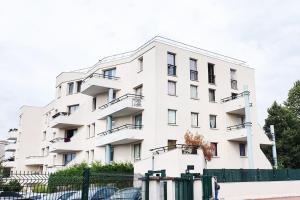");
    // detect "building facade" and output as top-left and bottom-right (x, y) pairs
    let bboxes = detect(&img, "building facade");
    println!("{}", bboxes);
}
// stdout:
(3, 37), (272, 174)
